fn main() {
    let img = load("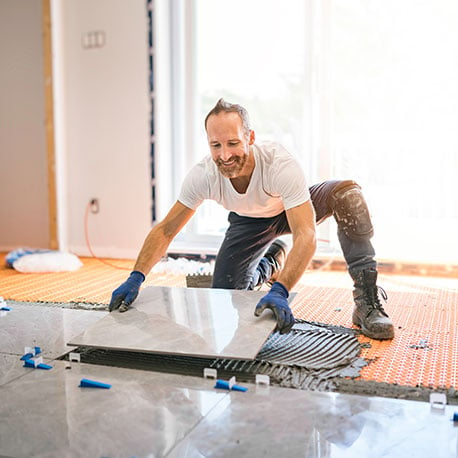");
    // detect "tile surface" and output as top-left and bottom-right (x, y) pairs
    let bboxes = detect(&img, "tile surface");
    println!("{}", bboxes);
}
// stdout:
(0, 303), (106, 358)
(1, 359), (456, 458)
(170, 385), (458, 458)
(69, 286), (277, 359)
(0, 361), (227, 458)
(0, 354), (32, 386)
